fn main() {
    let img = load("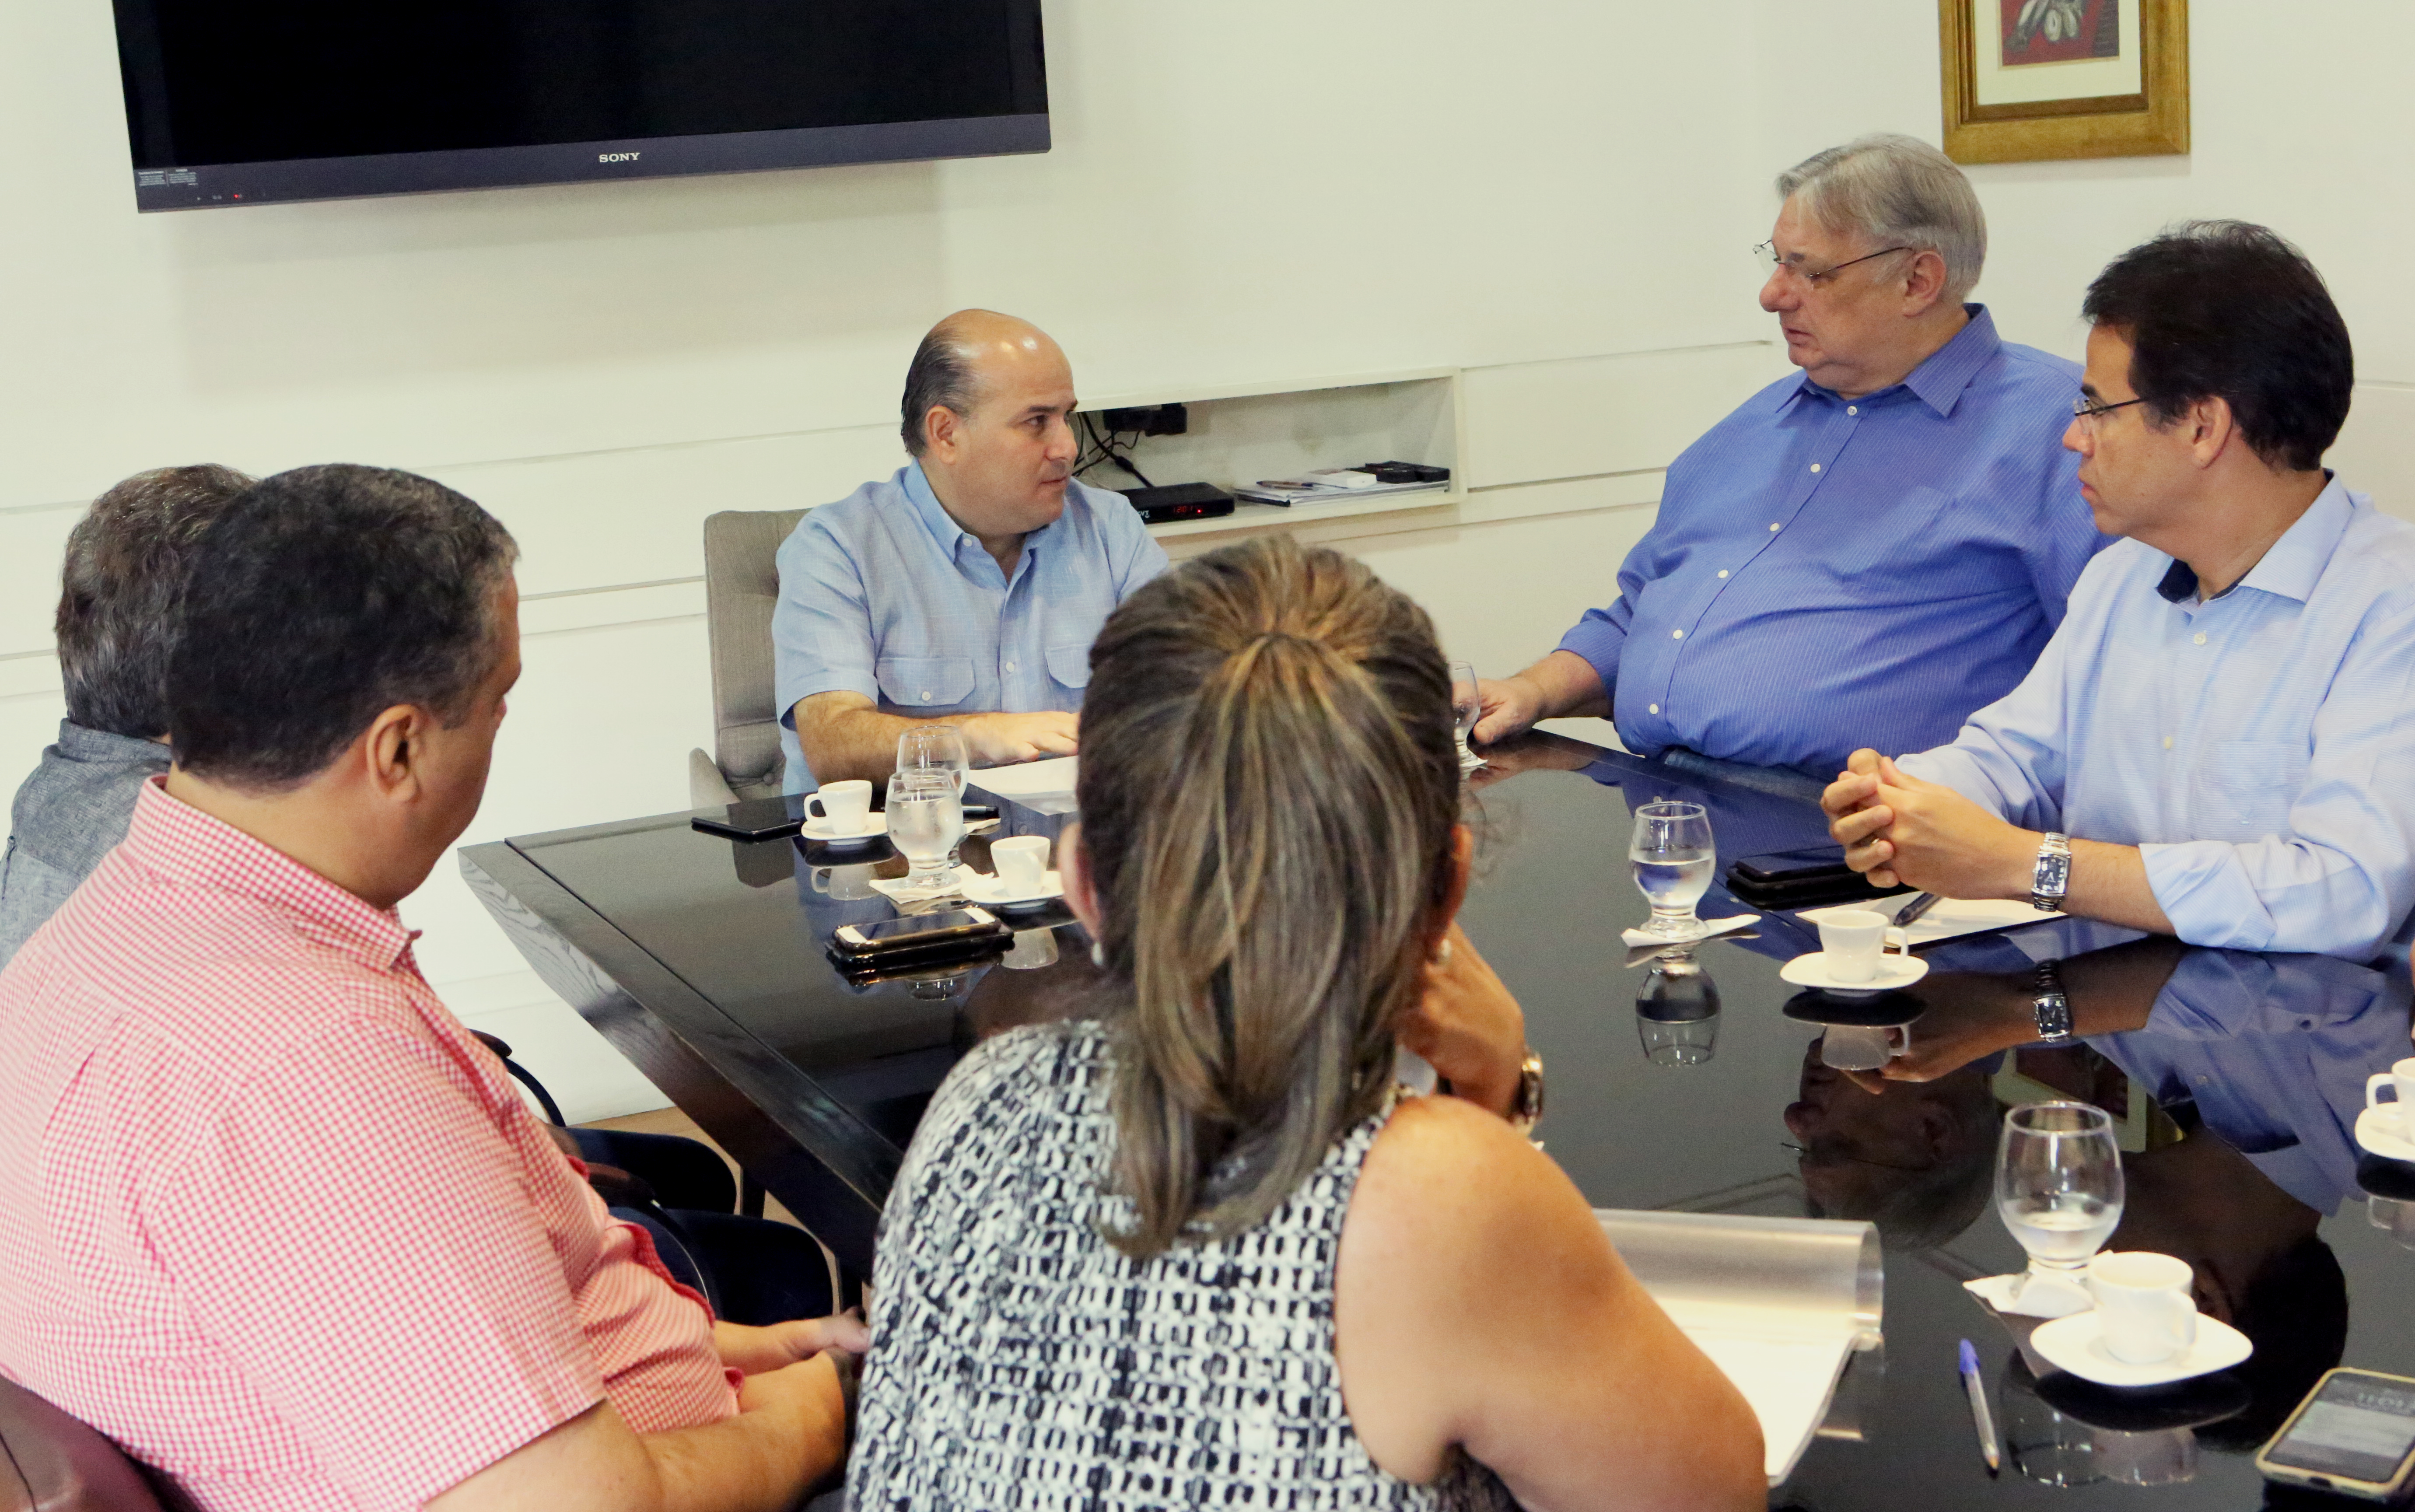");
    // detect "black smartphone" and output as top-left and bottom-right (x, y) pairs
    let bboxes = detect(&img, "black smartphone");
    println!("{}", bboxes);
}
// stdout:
(1730, 845), (1856, 887)
(691, 794), (807, 842)
(2257, 1368), (2415, 1501)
